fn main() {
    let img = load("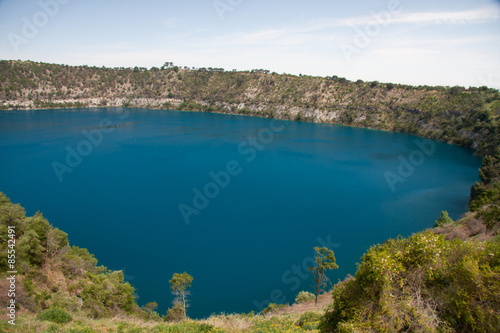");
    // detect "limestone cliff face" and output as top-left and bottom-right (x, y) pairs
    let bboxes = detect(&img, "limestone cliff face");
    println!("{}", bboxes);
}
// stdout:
(1, 60), (498, 155)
